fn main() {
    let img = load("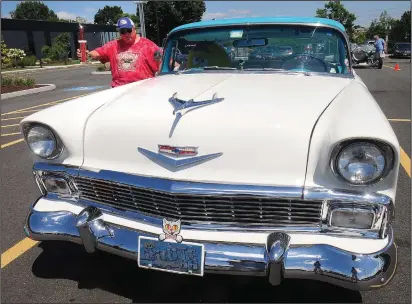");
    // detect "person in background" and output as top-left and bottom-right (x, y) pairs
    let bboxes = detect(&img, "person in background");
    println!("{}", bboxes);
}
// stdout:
(374, 34), (386, 69)
(77, 17), (162, 87)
